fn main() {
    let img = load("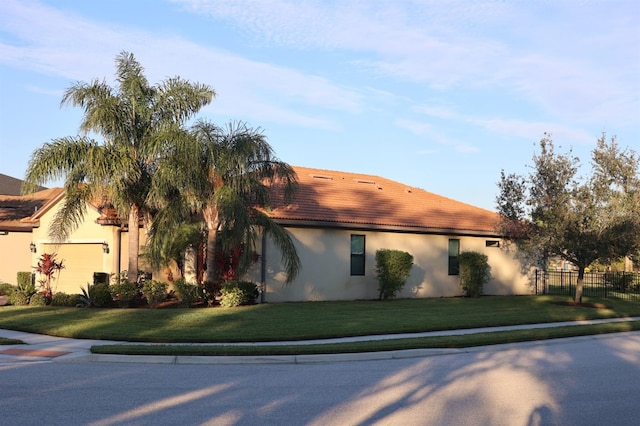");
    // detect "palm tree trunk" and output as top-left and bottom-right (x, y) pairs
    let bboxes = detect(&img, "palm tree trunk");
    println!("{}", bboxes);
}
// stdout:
(127, 204), (140, 283)
(203, 206), (220, 283)
(575, 267), (585, 304)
